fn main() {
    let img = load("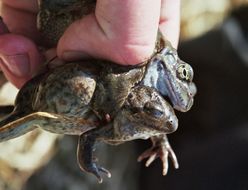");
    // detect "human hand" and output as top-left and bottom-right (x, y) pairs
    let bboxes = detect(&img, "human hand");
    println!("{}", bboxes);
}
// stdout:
(57, 0), (181, 64)
(0, 0), (180, 88)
